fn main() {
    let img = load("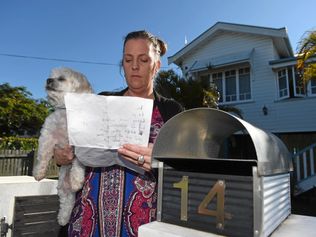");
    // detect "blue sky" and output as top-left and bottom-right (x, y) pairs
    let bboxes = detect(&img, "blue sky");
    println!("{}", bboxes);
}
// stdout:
(1, 0), (315, 99)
